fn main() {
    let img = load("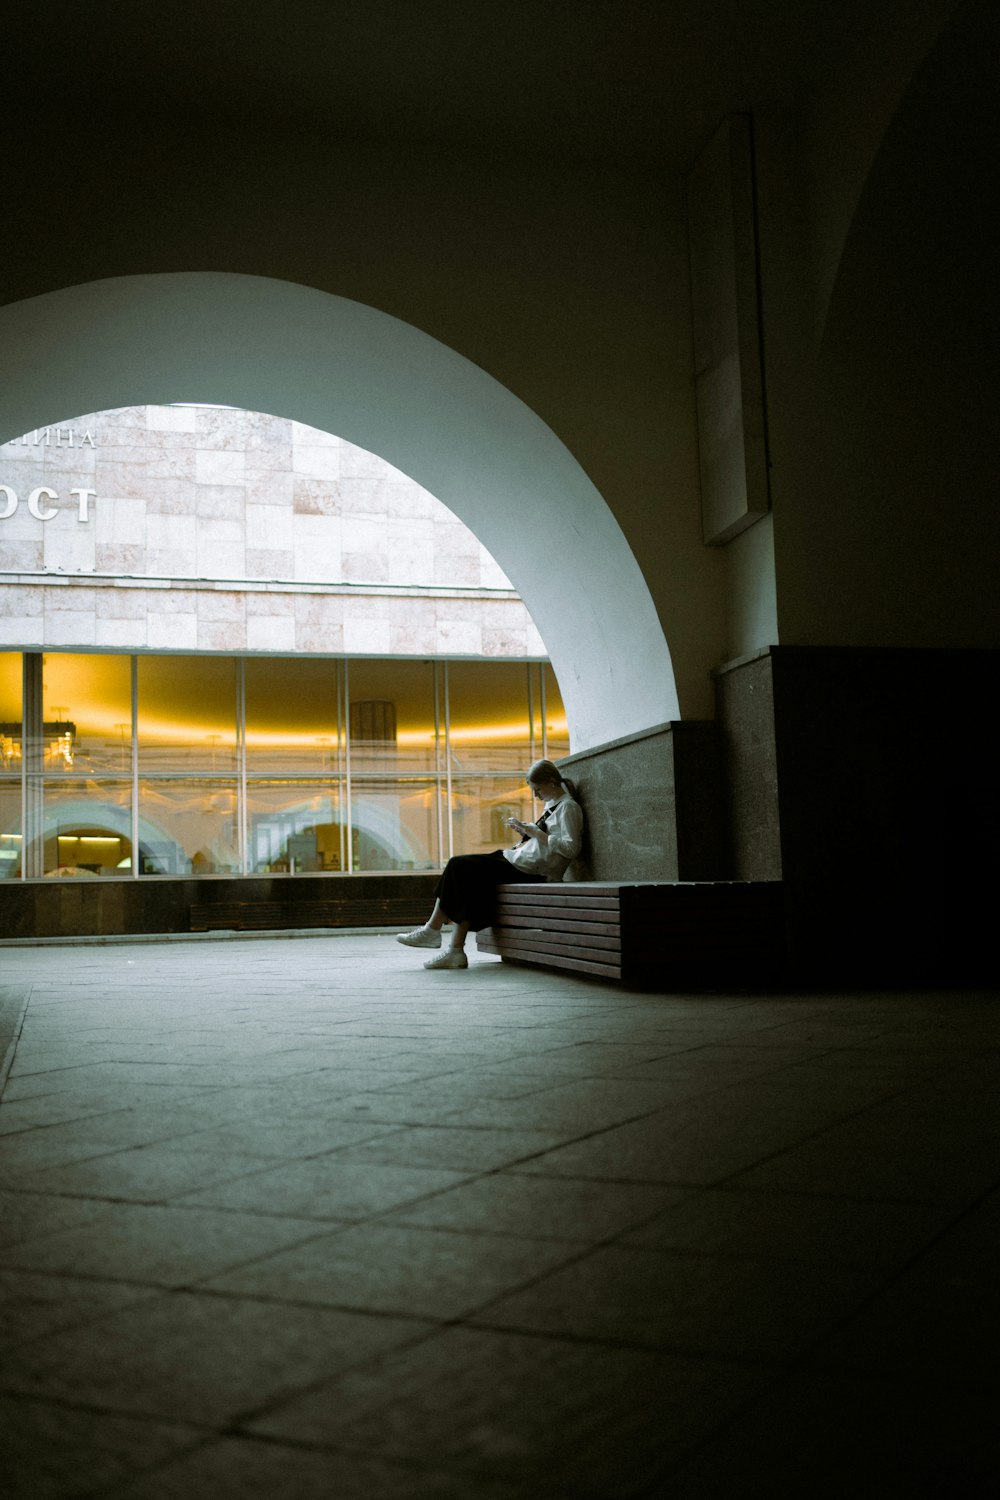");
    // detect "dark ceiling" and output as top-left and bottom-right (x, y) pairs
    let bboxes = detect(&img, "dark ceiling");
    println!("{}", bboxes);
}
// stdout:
(10, 0), (916, 170)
